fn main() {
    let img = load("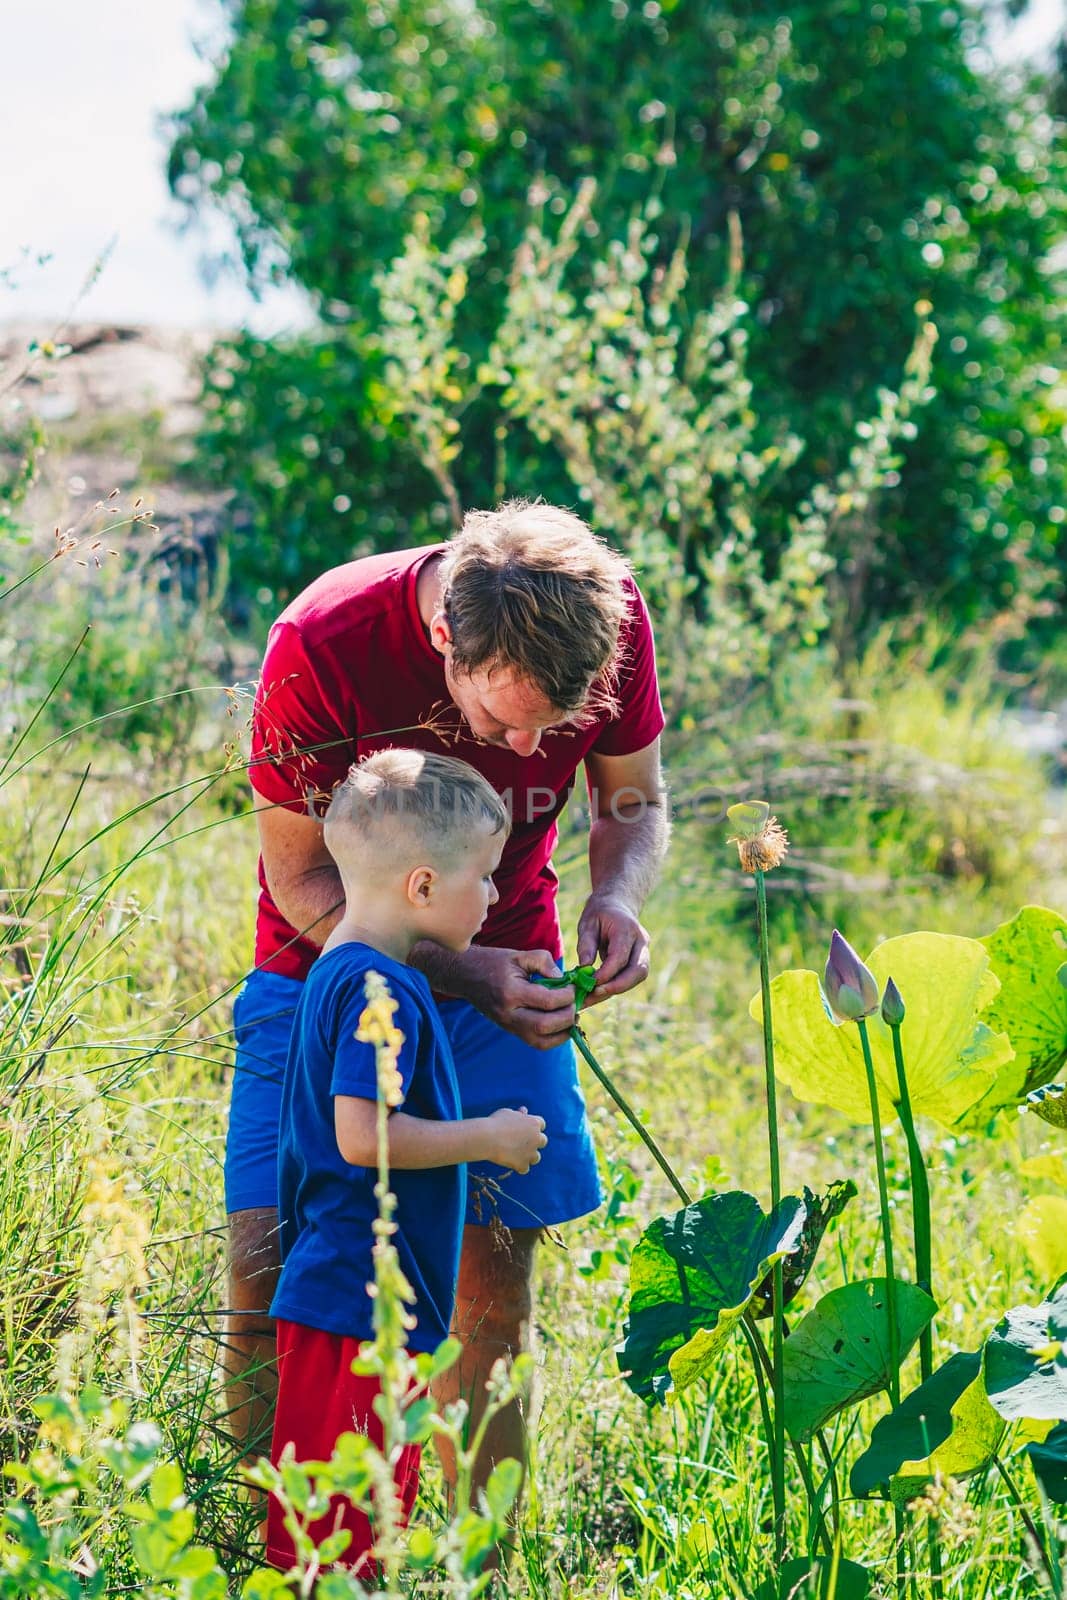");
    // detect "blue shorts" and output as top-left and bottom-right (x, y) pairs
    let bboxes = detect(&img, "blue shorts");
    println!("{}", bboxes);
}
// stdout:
(225, 968), (603, 1231)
